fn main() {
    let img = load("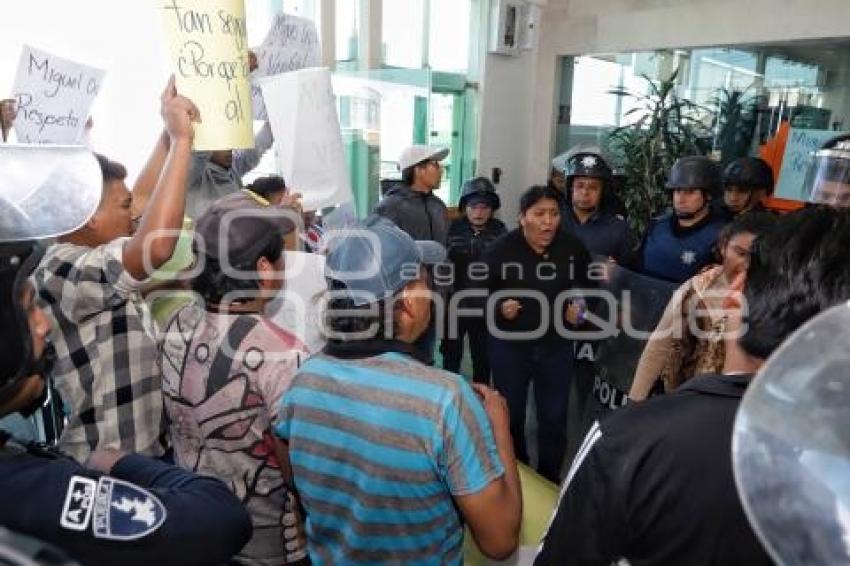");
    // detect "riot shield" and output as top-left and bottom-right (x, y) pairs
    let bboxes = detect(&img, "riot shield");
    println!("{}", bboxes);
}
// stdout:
(575, 260), (678, 428)
(0, 145), (101, 242)
(733, 302), (850, 565)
